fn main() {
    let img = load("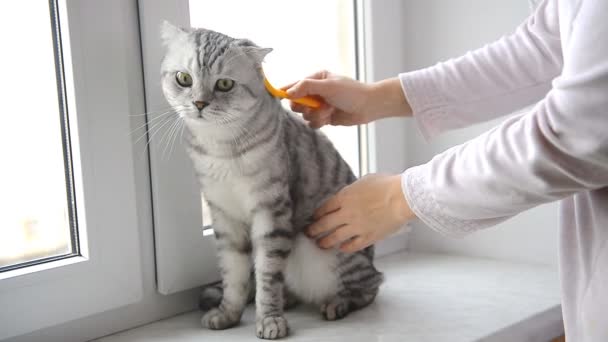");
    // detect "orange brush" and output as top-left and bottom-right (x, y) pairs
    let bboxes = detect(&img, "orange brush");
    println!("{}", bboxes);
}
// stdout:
(262, 70), (322, 109)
